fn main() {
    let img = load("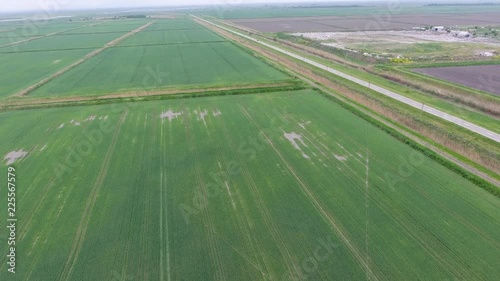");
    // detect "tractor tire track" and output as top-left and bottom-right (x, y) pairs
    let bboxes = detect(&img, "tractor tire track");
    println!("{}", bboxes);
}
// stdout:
(58, 110), (128, 281)
(239, 105), (381, 281)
